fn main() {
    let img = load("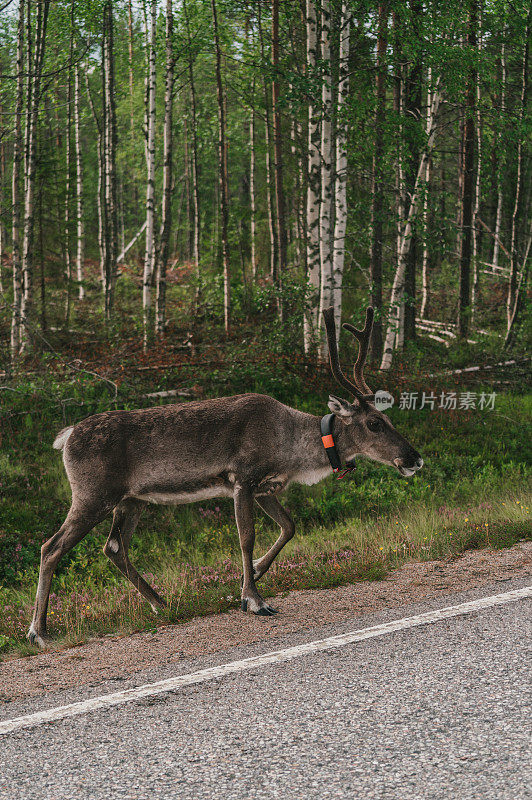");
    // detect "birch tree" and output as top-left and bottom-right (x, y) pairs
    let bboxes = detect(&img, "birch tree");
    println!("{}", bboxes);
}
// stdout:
(74, 65), (84, 301)
(212, 0), (230, 333)
(471, 10), (482, 323)
(331, 1), (351, 335)
(257, 3), (278, 288)
(420, 69), (433, 319)
(380, 86), (441, 370)
(64, 14), (73, 325)
(143, 0), (156, 344)
(506, 7), (530, 333)
(458, 0), (477, 340)
(85, 72), (105, 288)
(392, 12), (406, 352)
(318, 0), (333, 357)
(183, 0), (201, 279)
(20, 0), (50, 351)
(403, 0), (423, 344)
(102, 0), (118, 320)
(303, 0), (320, 354)
(155, 0), (174, 335)
(491, 36), (506, 269)
(369, 1), (388, 360)
(249, 78), (257, 278)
